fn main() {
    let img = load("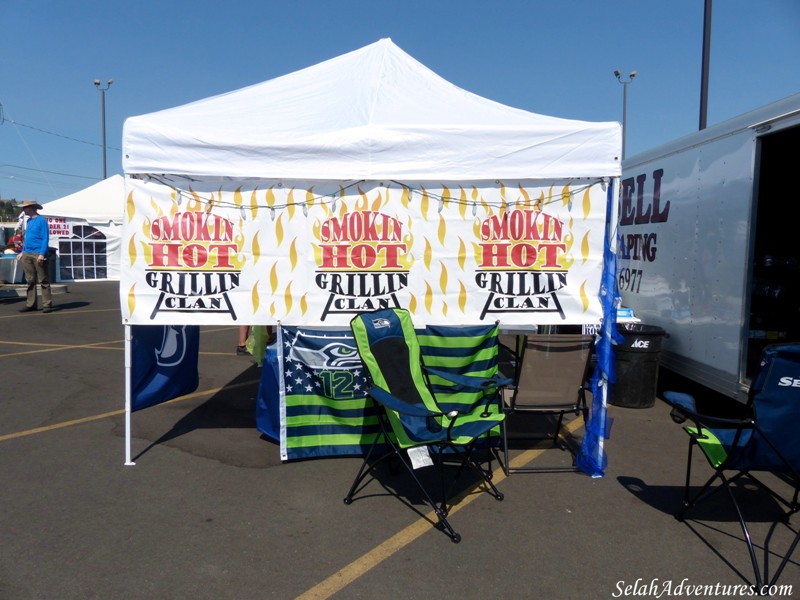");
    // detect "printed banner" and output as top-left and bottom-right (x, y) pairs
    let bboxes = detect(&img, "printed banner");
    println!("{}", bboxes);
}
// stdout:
(273, 323), (503, 461)
(121, 177), (609, 327)
(131, 325), (200, 411)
